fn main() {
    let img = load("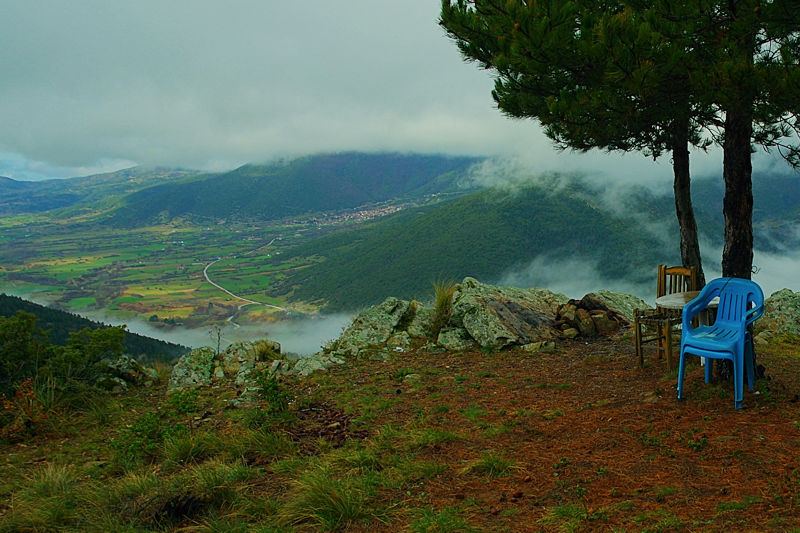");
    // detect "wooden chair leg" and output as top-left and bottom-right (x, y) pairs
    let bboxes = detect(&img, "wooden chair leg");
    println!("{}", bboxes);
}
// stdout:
(665, 322), (675, 371)
(634, 315), (643, 367)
